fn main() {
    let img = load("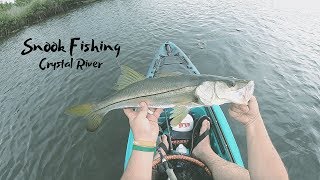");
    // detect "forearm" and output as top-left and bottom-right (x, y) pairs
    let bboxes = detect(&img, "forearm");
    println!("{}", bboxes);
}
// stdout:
(121, 151), (154, 180)
(201, 150), (250, 180)
(246, 117), (288, 180)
